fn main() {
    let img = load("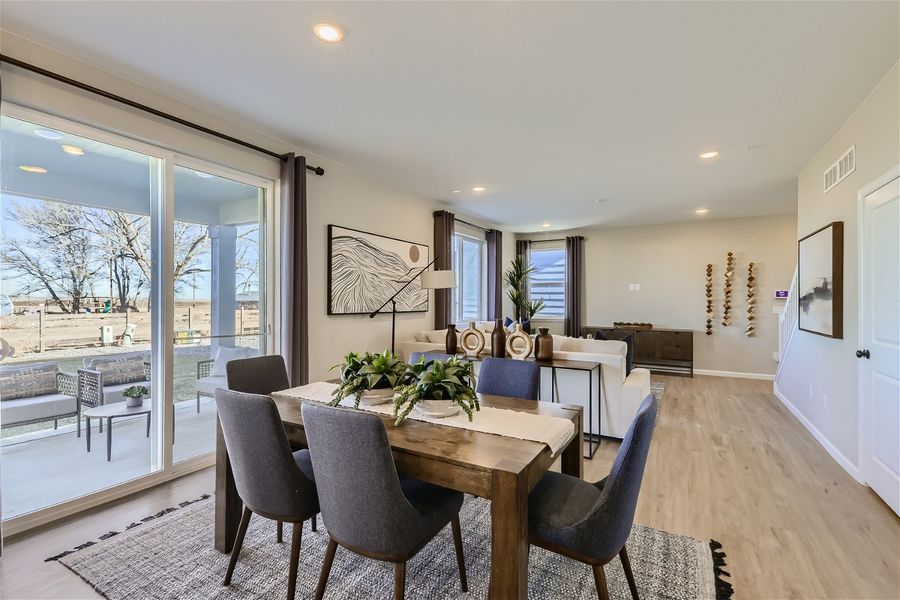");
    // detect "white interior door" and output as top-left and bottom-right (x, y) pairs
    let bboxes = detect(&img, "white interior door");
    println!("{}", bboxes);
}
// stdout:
(860, 172), (899, 515)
